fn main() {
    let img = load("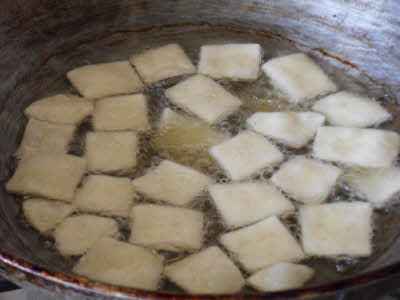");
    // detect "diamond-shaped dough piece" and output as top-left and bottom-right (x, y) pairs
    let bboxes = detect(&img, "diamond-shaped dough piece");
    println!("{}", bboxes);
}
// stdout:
(165, 75), (242, 124)
(25, 94), (94, 125)
(130, 43), (195, 84)
(271, 156), (342, 204)
(23, 198), (75, 233)
(93, 94), (150, 132)
(313, 126), (400, 167)
(132, 160), (211, 206)
(165, 246), (244, 294)
(154, 108), (228, 169)
(75, 175), (134, 217)
(210, 183), (294, 229)
(6, 154), (86, 202)
(210, 130), (284, 181)
(74, 237), (163, 290)
(129, 204), (203, 252)
(16, 119), (75, 159)
(198, 44), (261, 81)
(262, 53), (337, 103)
(247, 262), (314, 292)
(54, 215), (119, 256)
(86, 131), (137, 173)
(220, 216), (305, 273)
(344, 167), (400, 207)
(300, 202), (372, 257)
(312, 91), (391, 128)
(247, 112), (325, 148)
(67, 61), (143, 99)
